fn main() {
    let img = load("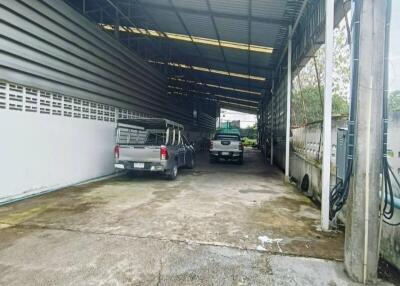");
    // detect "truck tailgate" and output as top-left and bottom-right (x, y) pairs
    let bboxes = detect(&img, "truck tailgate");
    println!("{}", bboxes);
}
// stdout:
(119, 145), (161, 162)
(212, 140), (241, 151)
